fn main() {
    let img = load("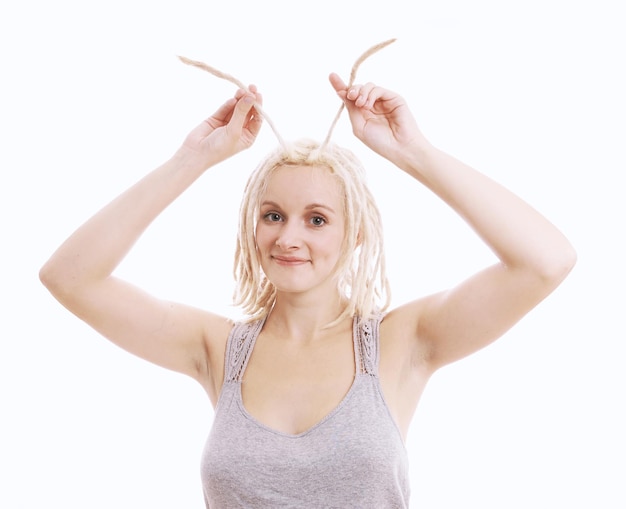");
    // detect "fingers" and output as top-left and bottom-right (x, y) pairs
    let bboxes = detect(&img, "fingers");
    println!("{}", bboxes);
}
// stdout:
(233, 84), (260, 102)
(330, 73), (388, 111)
(346, 82), (380, 110)
(209, 96), (238, 124)
(233, 85), (253, 100)
(229, 86), (262, 130)
(245, 94), (263, 138)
